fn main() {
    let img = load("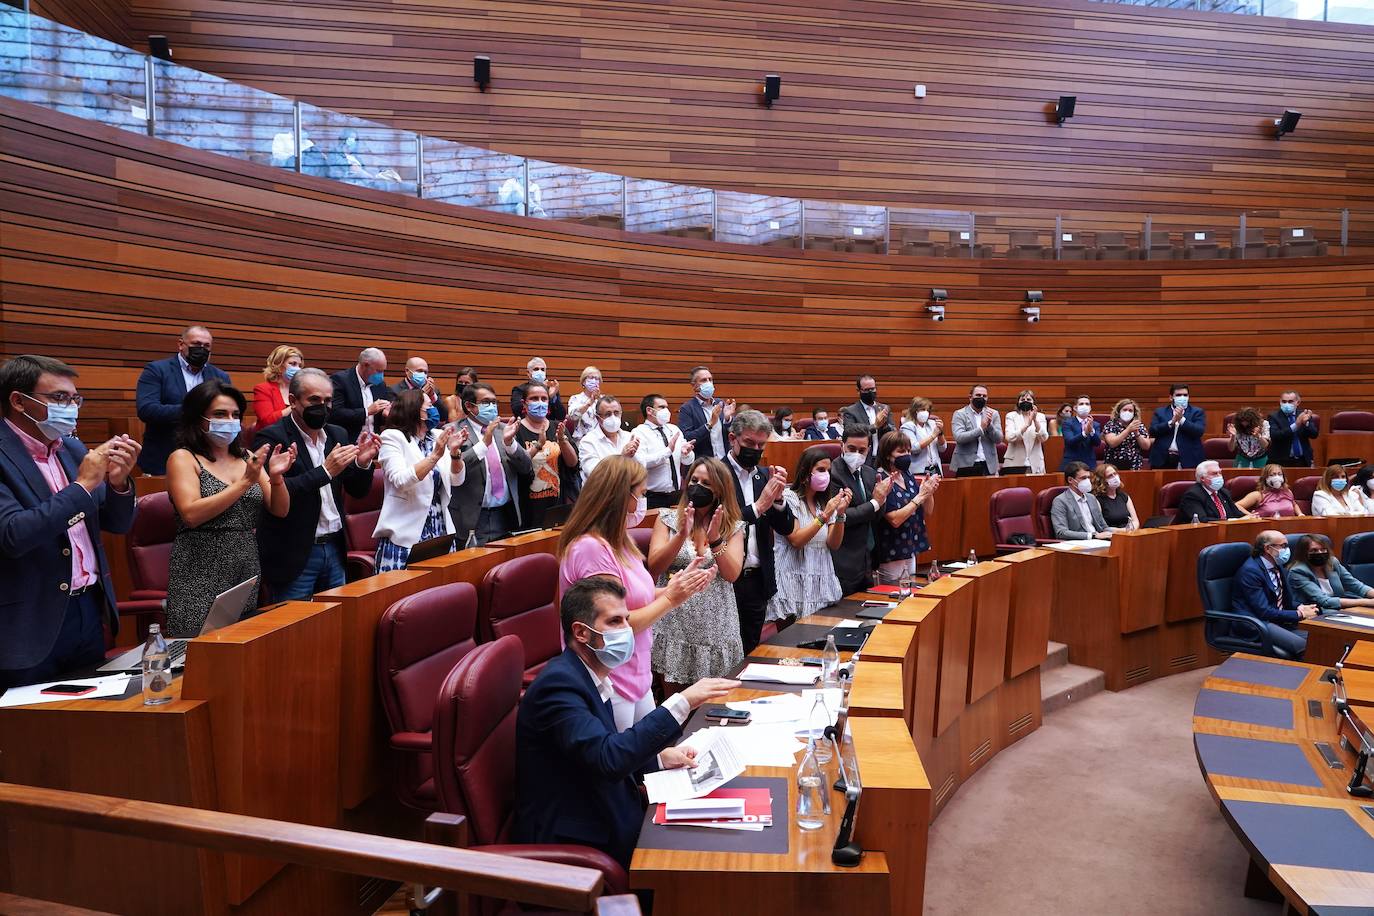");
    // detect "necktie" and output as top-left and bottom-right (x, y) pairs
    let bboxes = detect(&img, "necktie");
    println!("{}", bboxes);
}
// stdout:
(486, 440), (506, 502)
(1270, 567), (1282, 603)
(658, 427), (678, 489)
(1211, 490), (1226, 519)
(1291, 419), (1302, 459)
